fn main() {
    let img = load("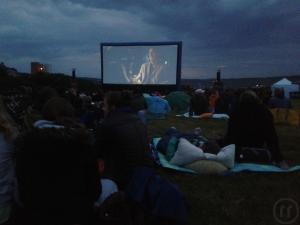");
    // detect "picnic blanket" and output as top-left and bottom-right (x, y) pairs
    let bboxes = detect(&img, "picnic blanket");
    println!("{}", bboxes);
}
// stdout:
(152, 138), (300, 174)
(231, 163), (300, 173)
(176, 112), (229, 120)
(157, 152), (197, 174)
